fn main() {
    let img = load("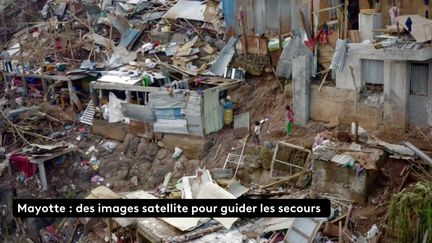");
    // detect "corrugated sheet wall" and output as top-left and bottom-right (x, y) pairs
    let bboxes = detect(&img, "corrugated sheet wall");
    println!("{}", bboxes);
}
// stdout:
(185, 92), (205, 136)
(223, 0), (298, 36)
(222, 0), (236, 29)
(204, 87), (223, 134)
(361, 59), (384, 84)
(410, 63), (429, 96)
